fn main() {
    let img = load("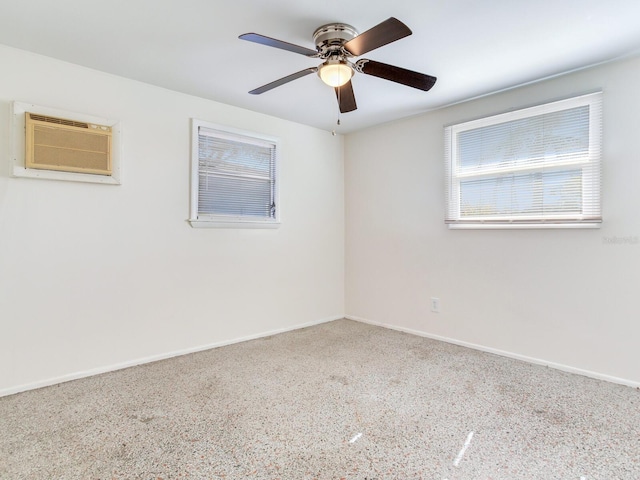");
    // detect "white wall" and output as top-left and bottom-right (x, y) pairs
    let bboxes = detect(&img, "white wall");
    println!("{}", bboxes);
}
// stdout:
(0, 45), (345, 395)
(345, 55), (640, 386)
(3, 44), (638, 396)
